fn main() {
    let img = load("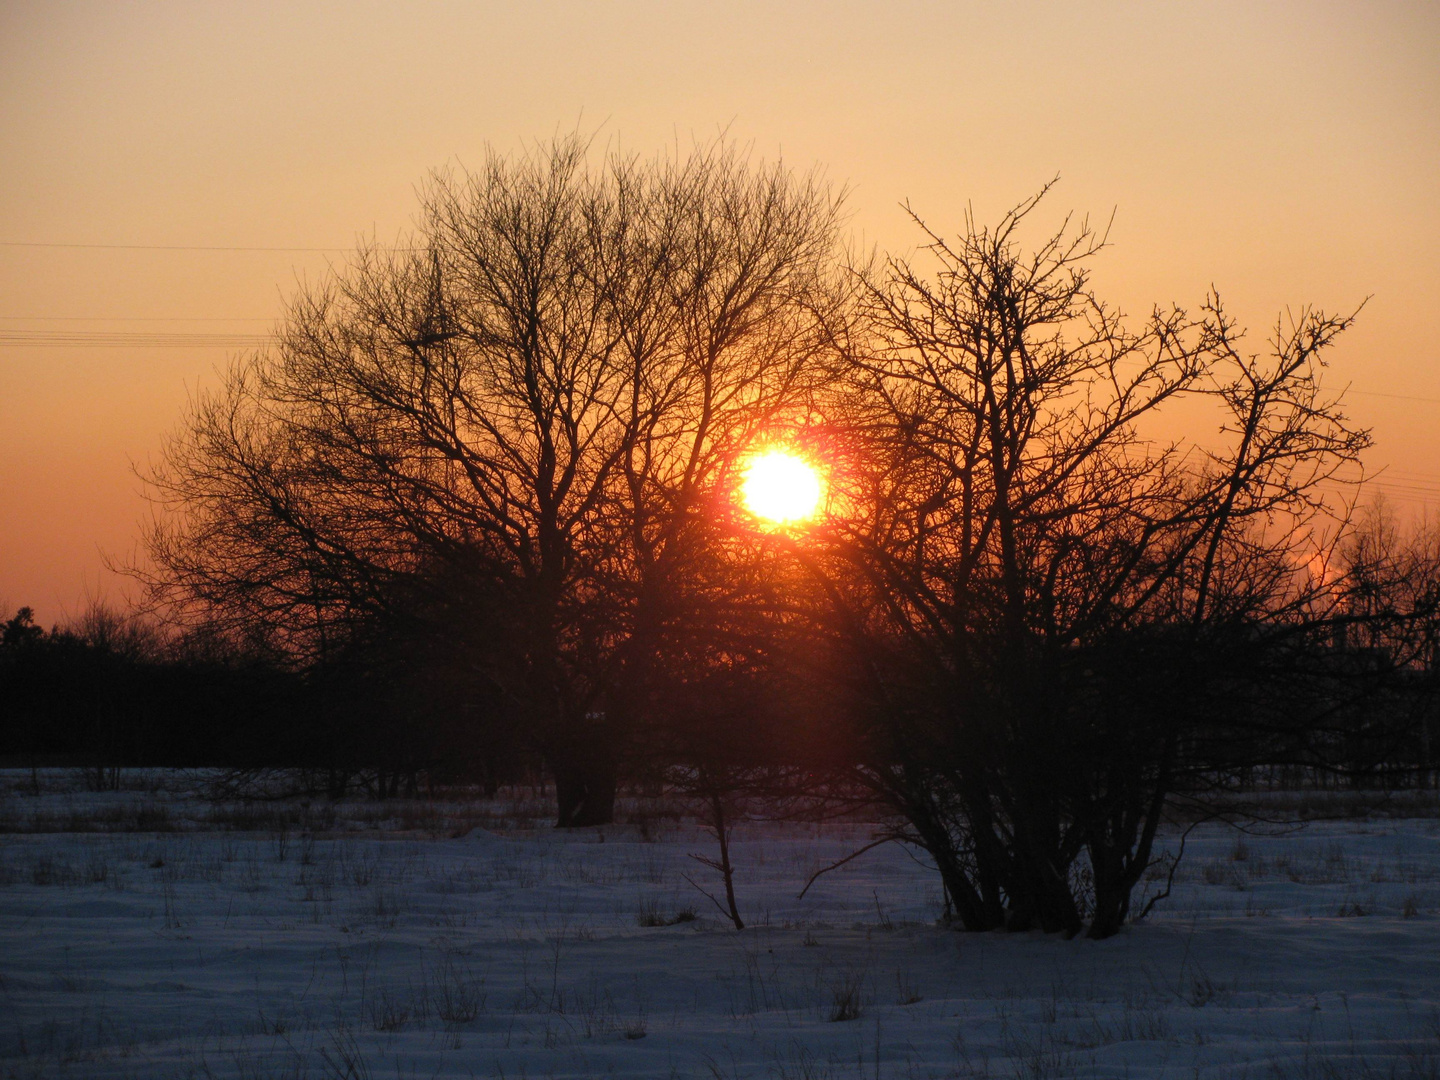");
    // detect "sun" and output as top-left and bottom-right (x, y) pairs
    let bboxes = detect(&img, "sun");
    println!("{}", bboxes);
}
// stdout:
(741, 448), (824, 525)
